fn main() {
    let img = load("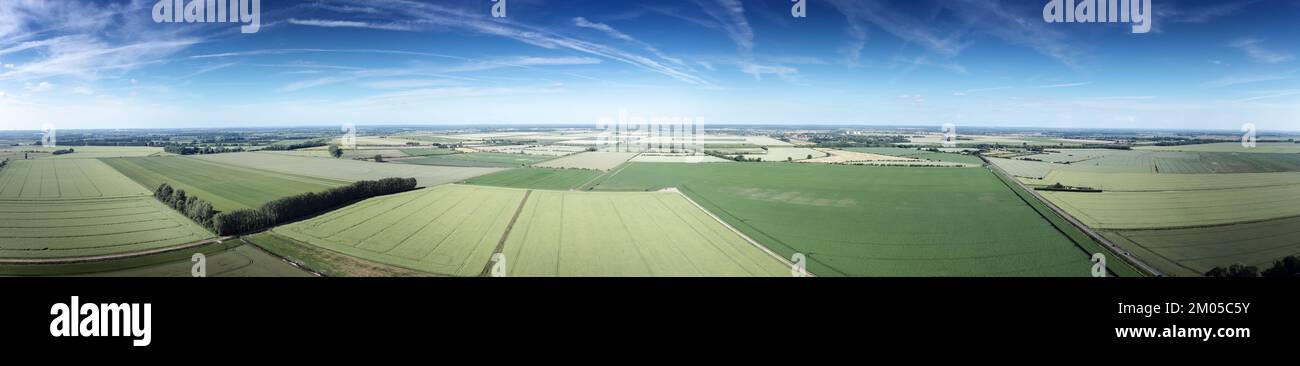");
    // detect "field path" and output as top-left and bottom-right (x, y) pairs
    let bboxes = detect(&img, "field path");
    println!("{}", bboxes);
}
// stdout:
(666, 187), (806, 277)
(479, 189), (533, 276)
(0, 236), (233, 264)
(984, 158), (1161, 277)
